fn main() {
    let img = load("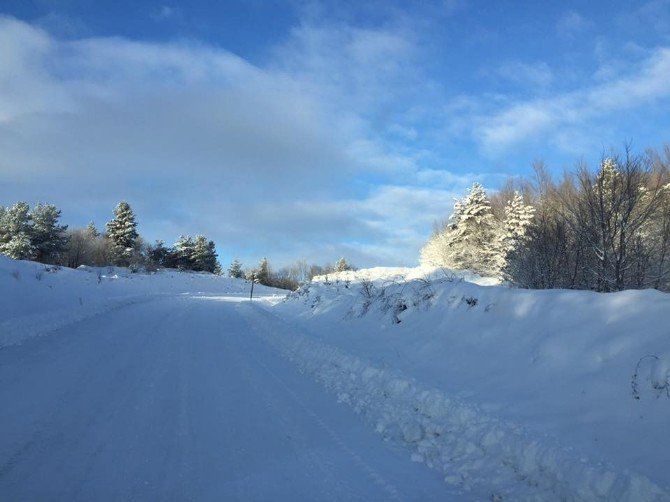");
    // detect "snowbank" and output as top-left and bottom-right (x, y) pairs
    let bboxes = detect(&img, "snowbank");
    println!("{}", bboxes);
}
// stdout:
(313, 265), (501, 286)
(268, 266), (670, 499)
